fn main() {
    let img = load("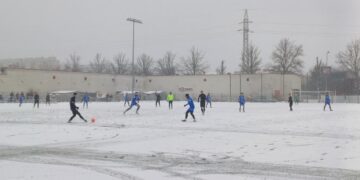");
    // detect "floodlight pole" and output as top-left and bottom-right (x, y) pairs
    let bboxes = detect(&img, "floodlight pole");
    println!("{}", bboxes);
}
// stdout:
(325, 51), (330, 91)
(127, 18), (142, 94)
